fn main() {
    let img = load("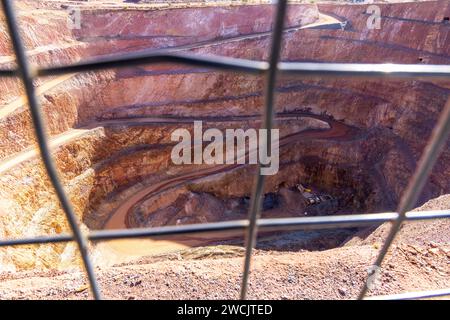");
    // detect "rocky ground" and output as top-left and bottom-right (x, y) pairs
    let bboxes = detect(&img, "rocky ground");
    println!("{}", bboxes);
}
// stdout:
(0, 195), (447, 300)
(0, 0), (448, 299)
